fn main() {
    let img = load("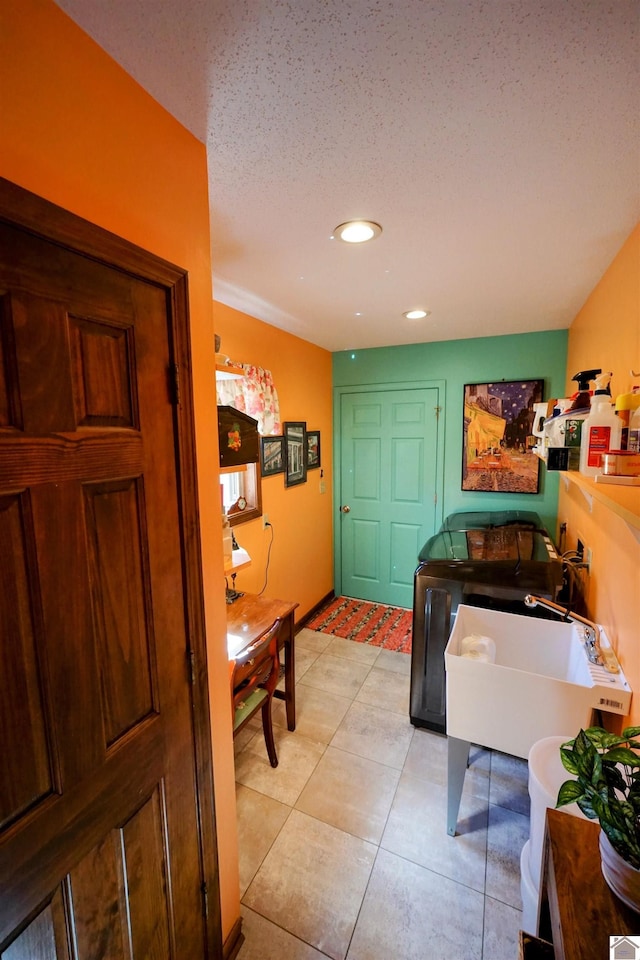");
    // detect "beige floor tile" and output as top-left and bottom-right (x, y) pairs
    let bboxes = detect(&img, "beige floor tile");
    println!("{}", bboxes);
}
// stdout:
(233, 716), (262, 756)
(325, 635), (381, 666)
(485, 803), (530, 908)
(331, 700), (413, 770)
(295, 745), (400, 844)
(235, 785), (291, 898)
(346, 848), (485, 960)
(482, 895), (523, 960)
(355, 666), (409, 716)
(234, 627), (531, 959)
(292, 644), (321, 683)
(374, 647), (411, 676)
(295, 627), (333, 654)
(381, 772), (488, 891)
(403, 727), (490, 799)
(238, 906), (328, 959)
(275, 644), (320, 694)
(234, 728), (325, 805)
(244, 810), (376, 960)
(490, 750), (531, 816)
(272, 682), (351, 744)
(299, 653), (372, 700)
